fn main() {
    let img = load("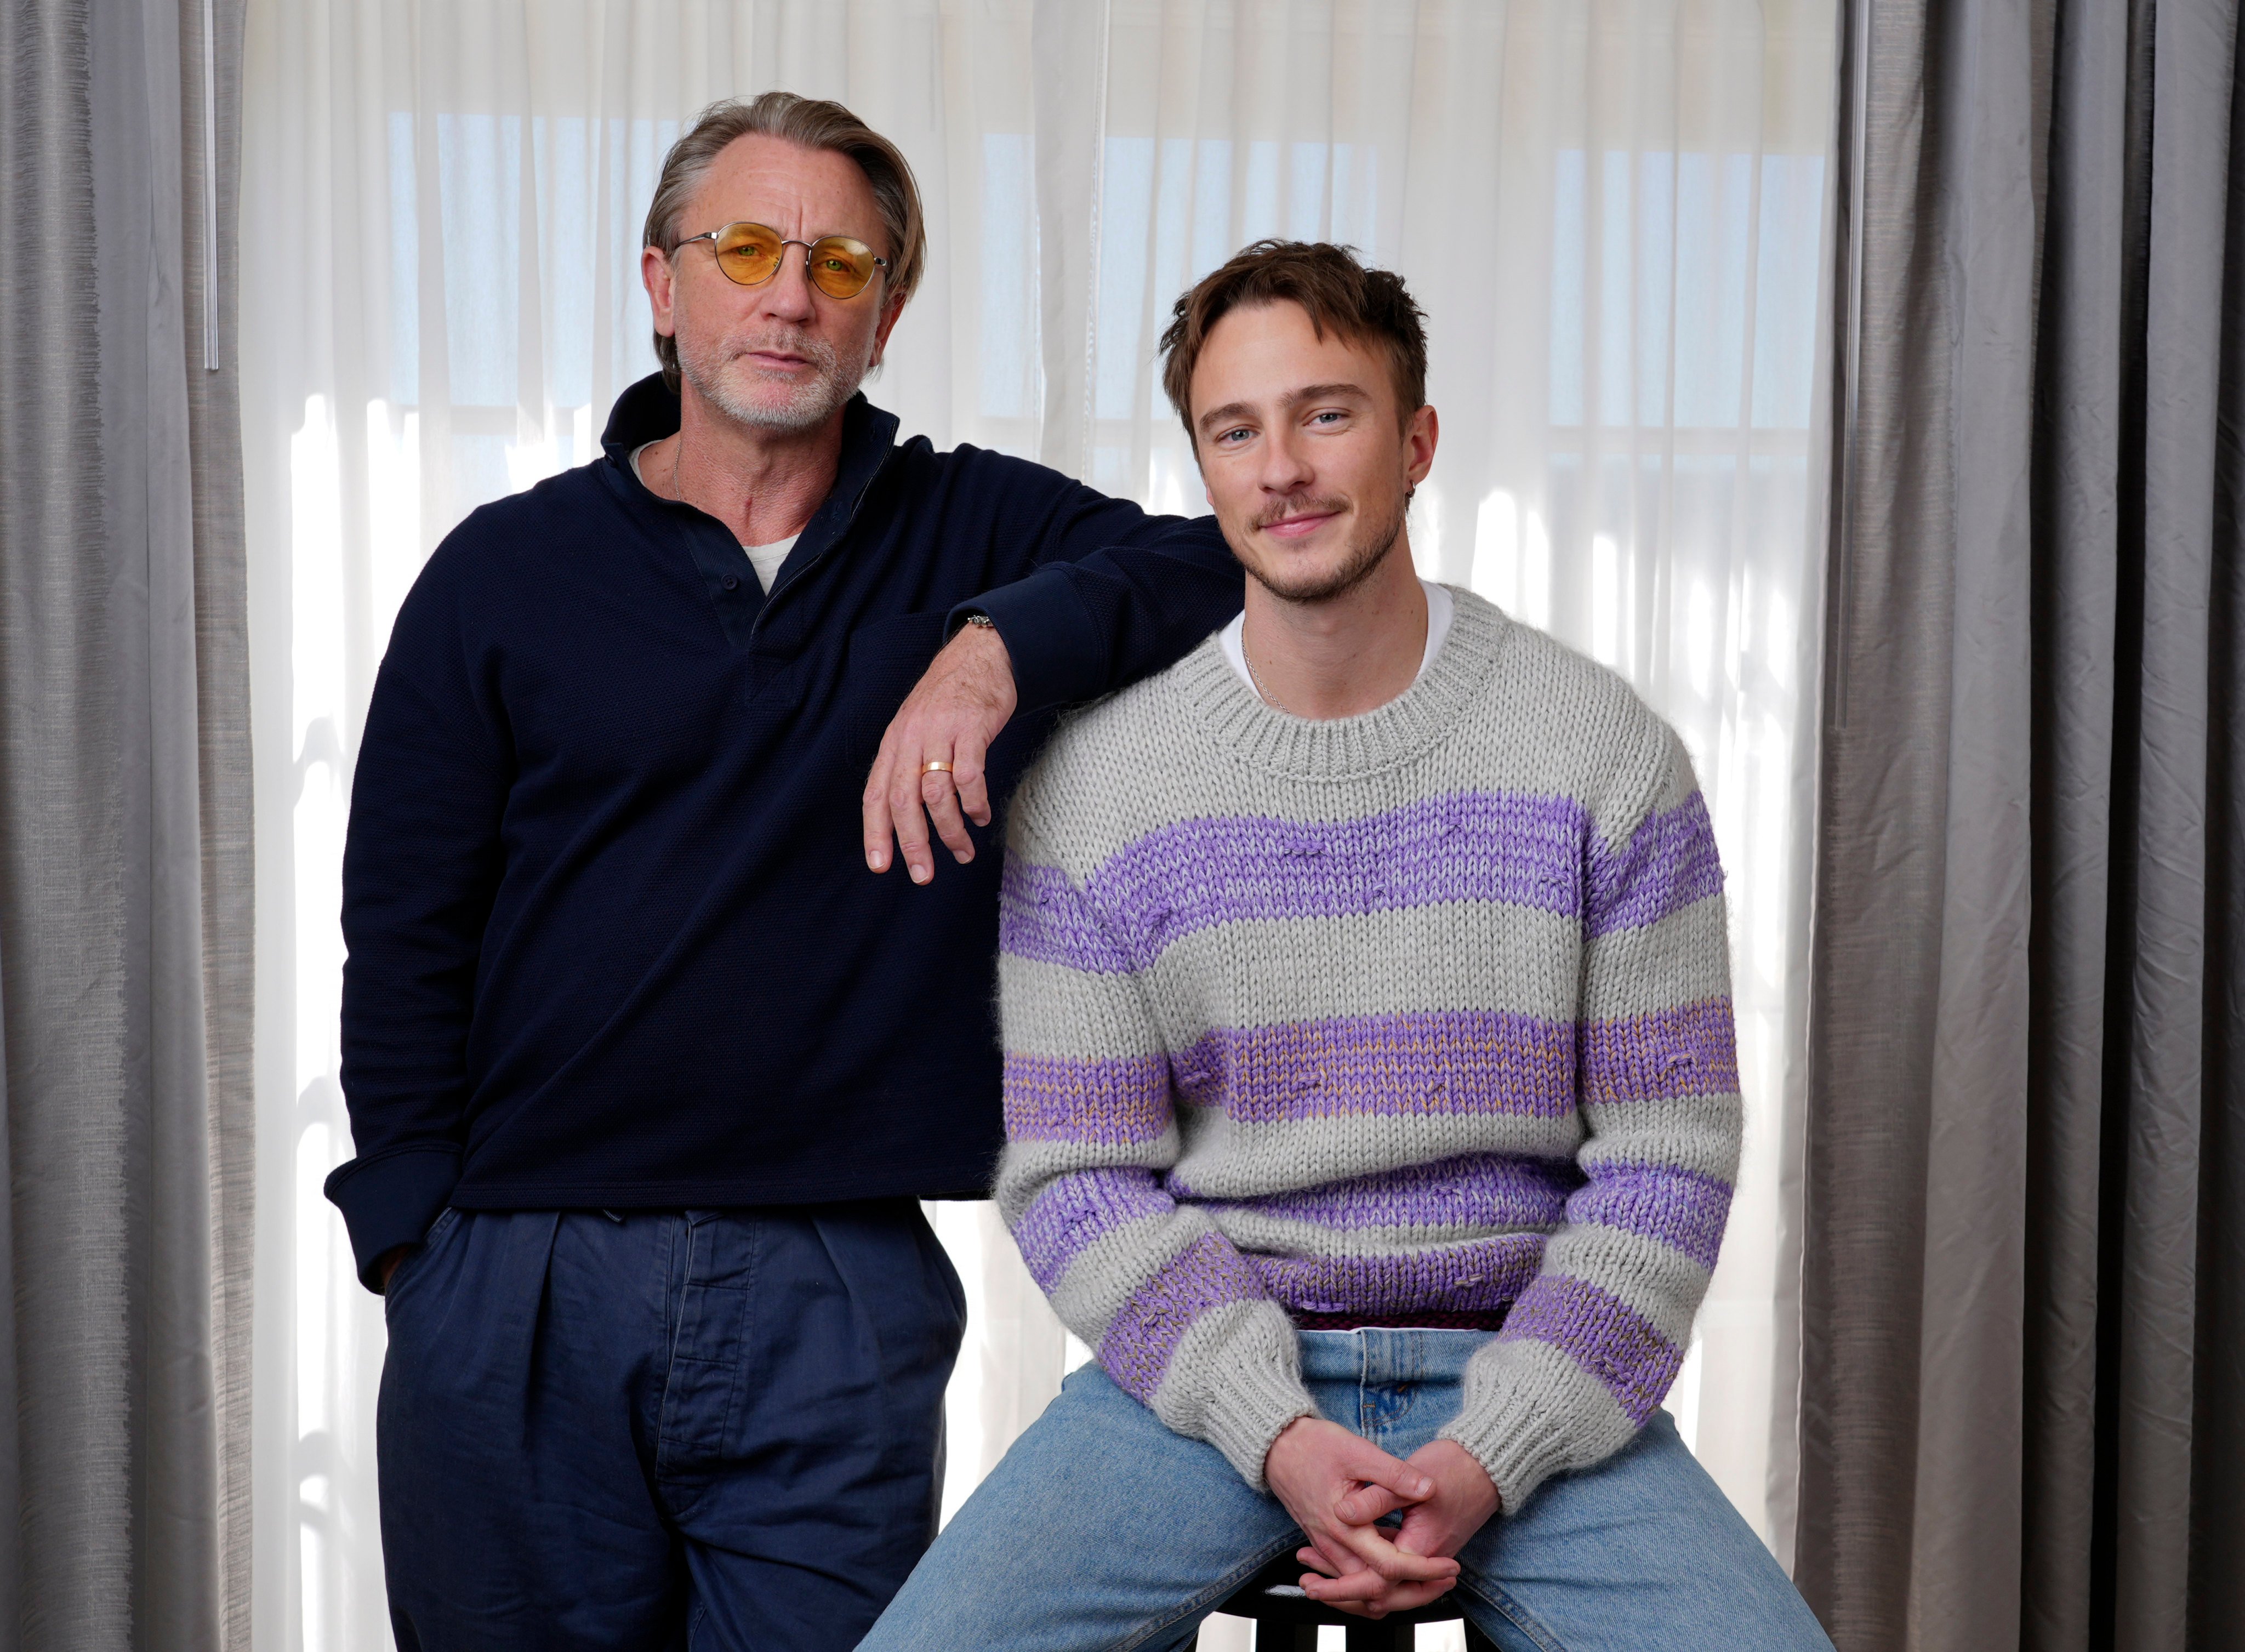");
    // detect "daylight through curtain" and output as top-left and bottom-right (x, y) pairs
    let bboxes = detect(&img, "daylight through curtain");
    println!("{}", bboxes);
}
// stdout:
(237, 4), (1837, 1644)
